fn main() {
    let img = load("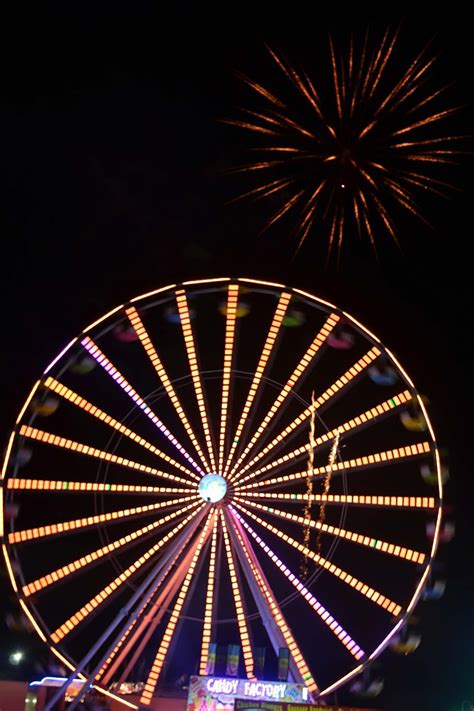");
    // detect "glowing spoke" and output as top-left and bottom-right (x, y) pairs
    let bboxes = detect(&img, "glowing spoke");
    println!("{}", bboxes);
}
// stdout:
(229, 507), (365, 660)
(237, 492), (435, 510)
(223, 291), (292, 477)
(228, 510), (319, 693)
(233, 504), (402, 616)
(234, 347), (381, 482)
(218, 285), (239, 472)
(228, 313), (340, 479)
(21, 501), (200, 596)
(98, 528), (202, 685)
(19, 425), (196, 487)
(9, 496), (198, 544)
(81, 337), (205, 476)
(237, 390), (412, 486)
(237, 499), (426, 564)
(50, 505), (204, 644)
(221, 511), (255, 680)
(44, 377), (199, 481)
(240, 442), (431, 490)
(7, 479), (190, 495)
(199, 515), (218, 675)
(175, 290), (217, 471)
(140, 510), (215, 705)
(125, 307), (211, 473)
